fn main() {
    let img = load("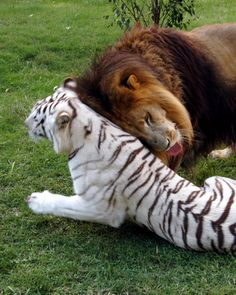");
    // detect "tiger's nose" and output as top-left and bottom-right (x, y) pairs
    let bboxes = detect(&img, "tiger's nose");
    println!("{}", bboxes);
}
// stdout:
(24, 117), (31, 128)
